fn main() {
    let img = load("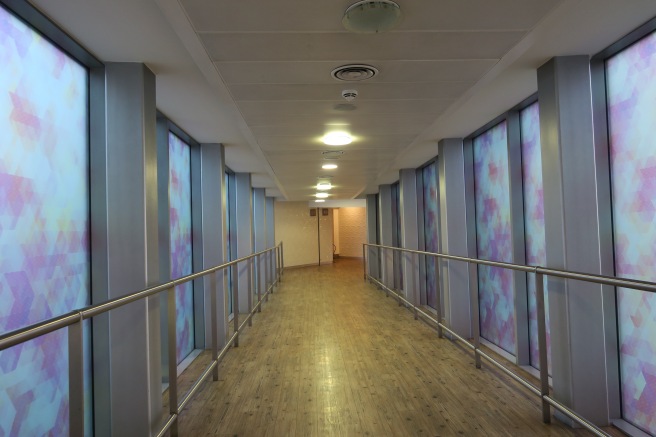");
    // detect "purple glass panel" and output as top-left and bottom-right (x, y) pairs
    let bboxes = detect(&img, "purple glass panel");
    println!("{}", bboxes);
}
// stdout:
(473, 121), (516, 354)
(423, 162), (439, 309)
(520, 102), (551, 373)
(0, 6), (90, 435)
(169, 133), (194, 363)
(607, 31), (656, 435)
